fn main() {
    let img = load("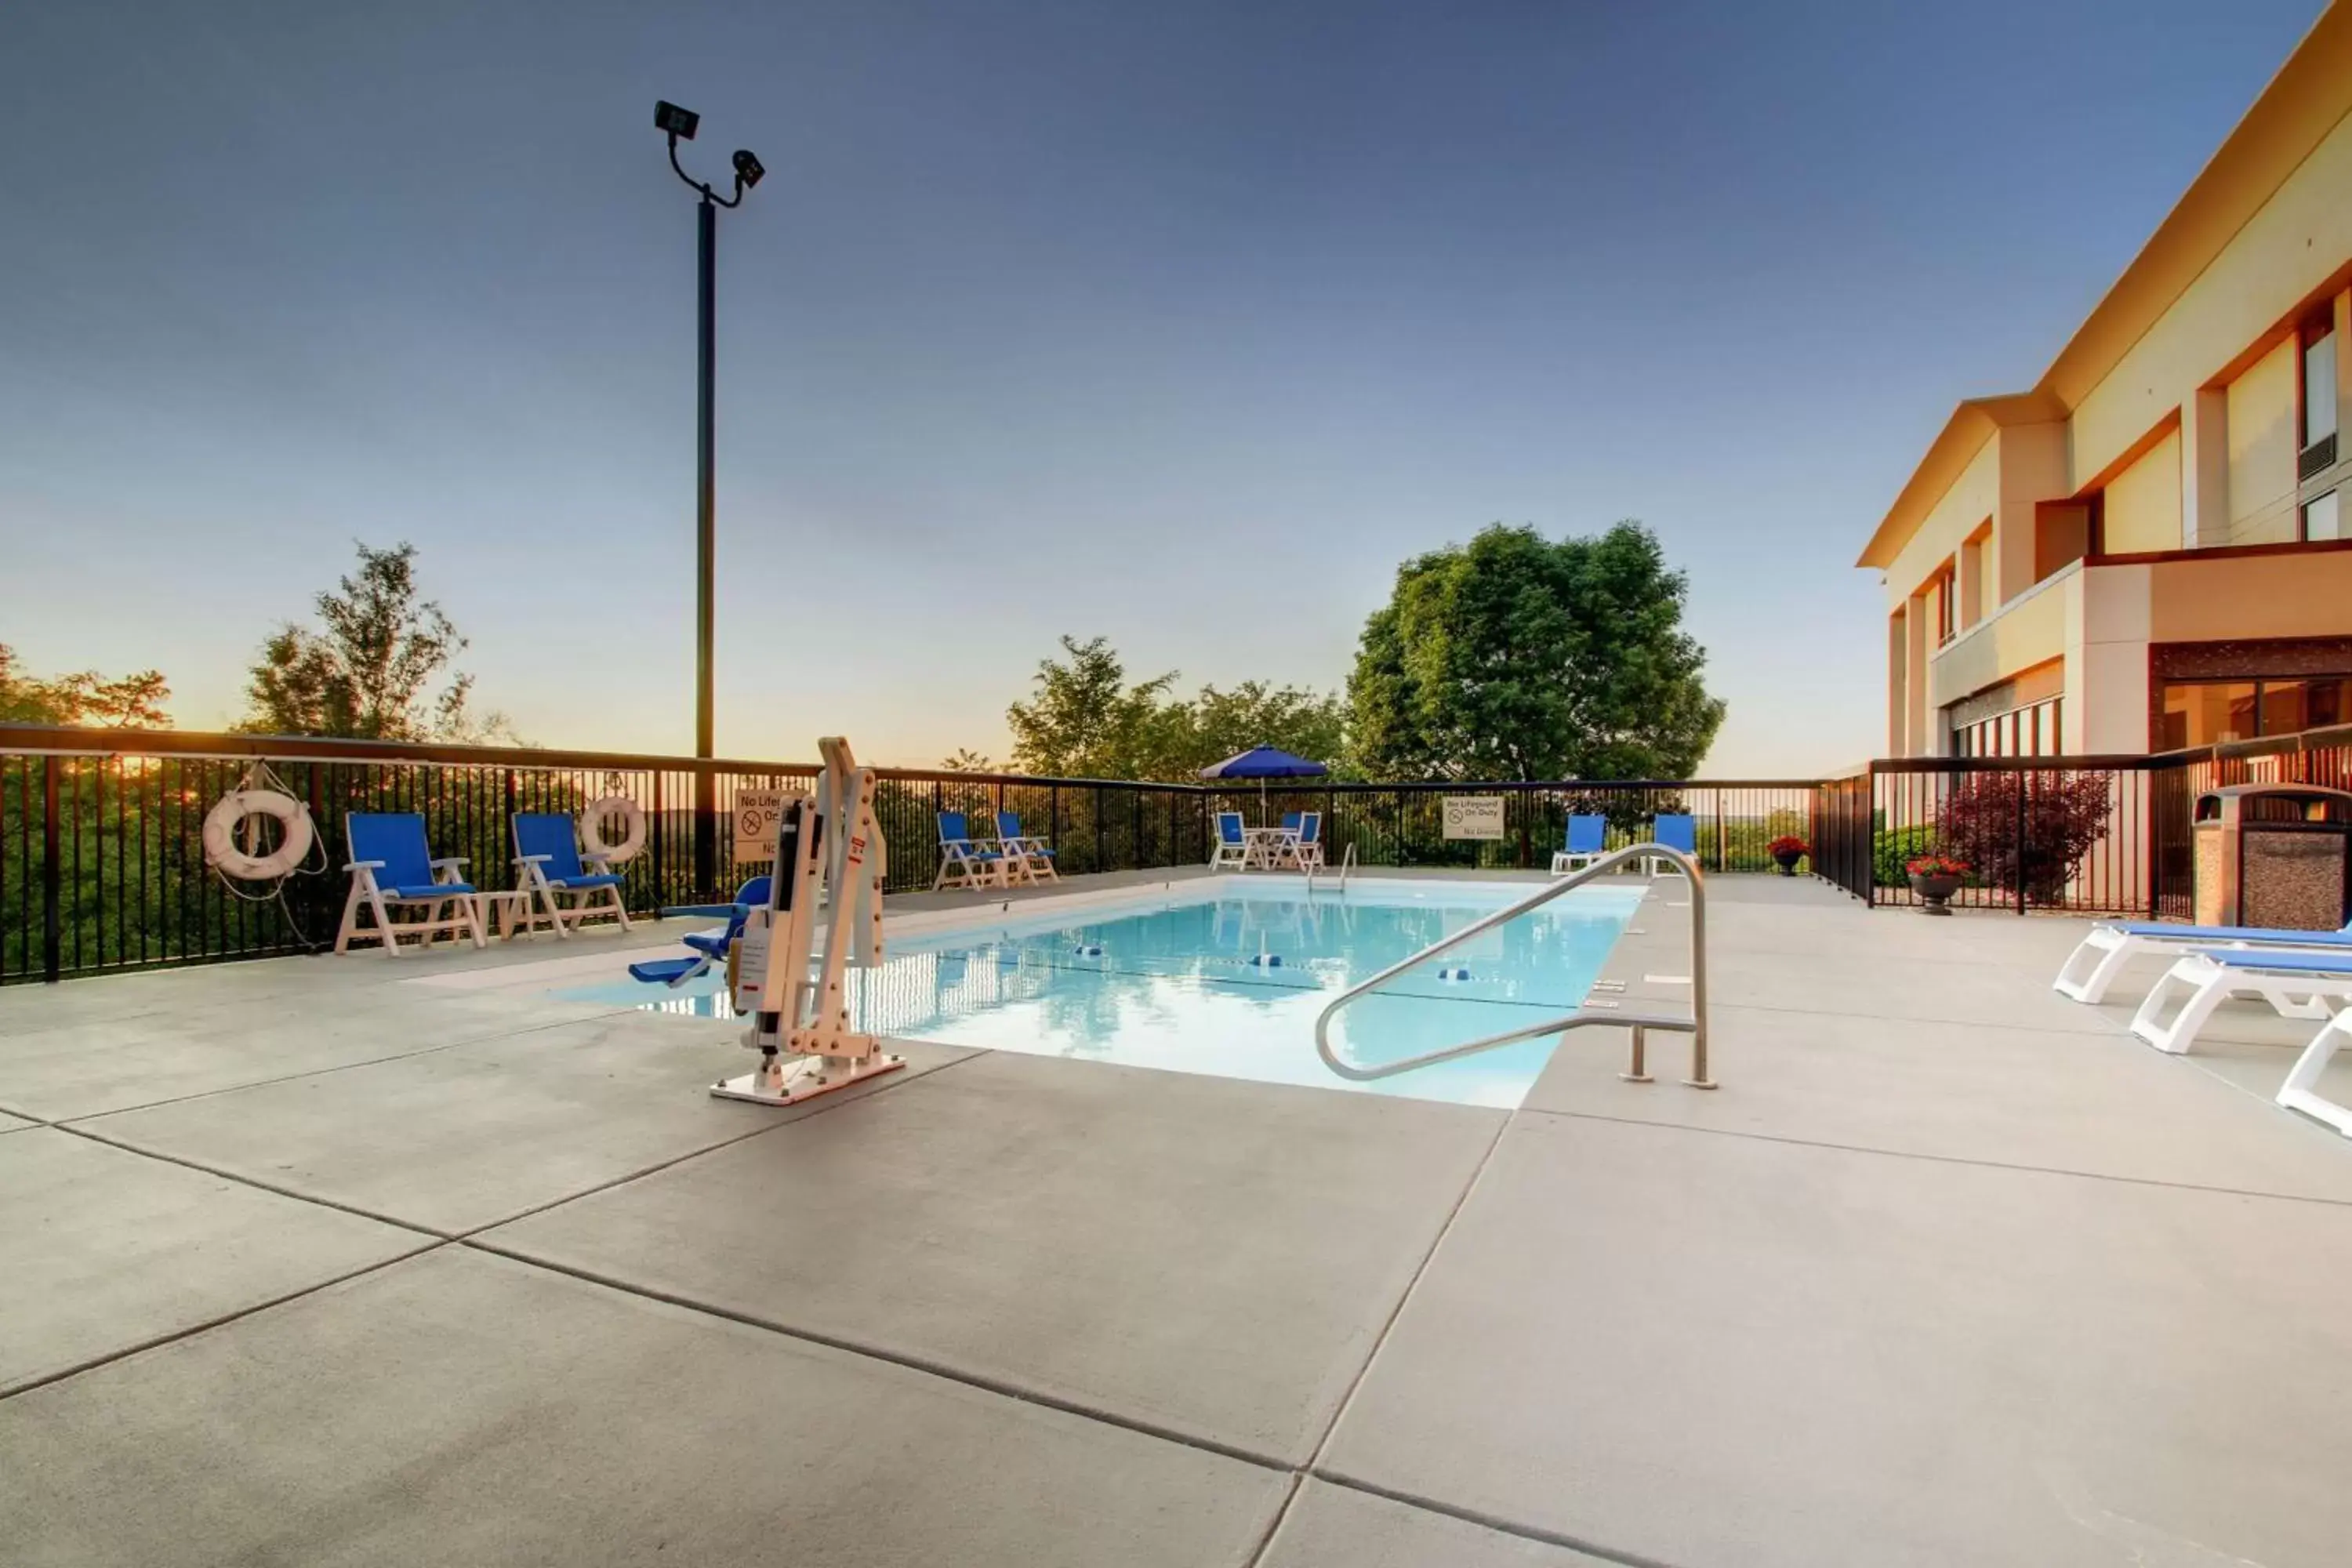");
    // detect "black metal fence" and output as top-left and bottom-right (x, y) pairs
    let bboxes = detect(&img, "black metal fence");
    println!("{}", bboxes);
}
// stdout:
(1207, 781), (1823, 875)
(18, 718), (2352, 983)
(0, 726), (1206, 984)
(1809, 724), (2352, 916)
